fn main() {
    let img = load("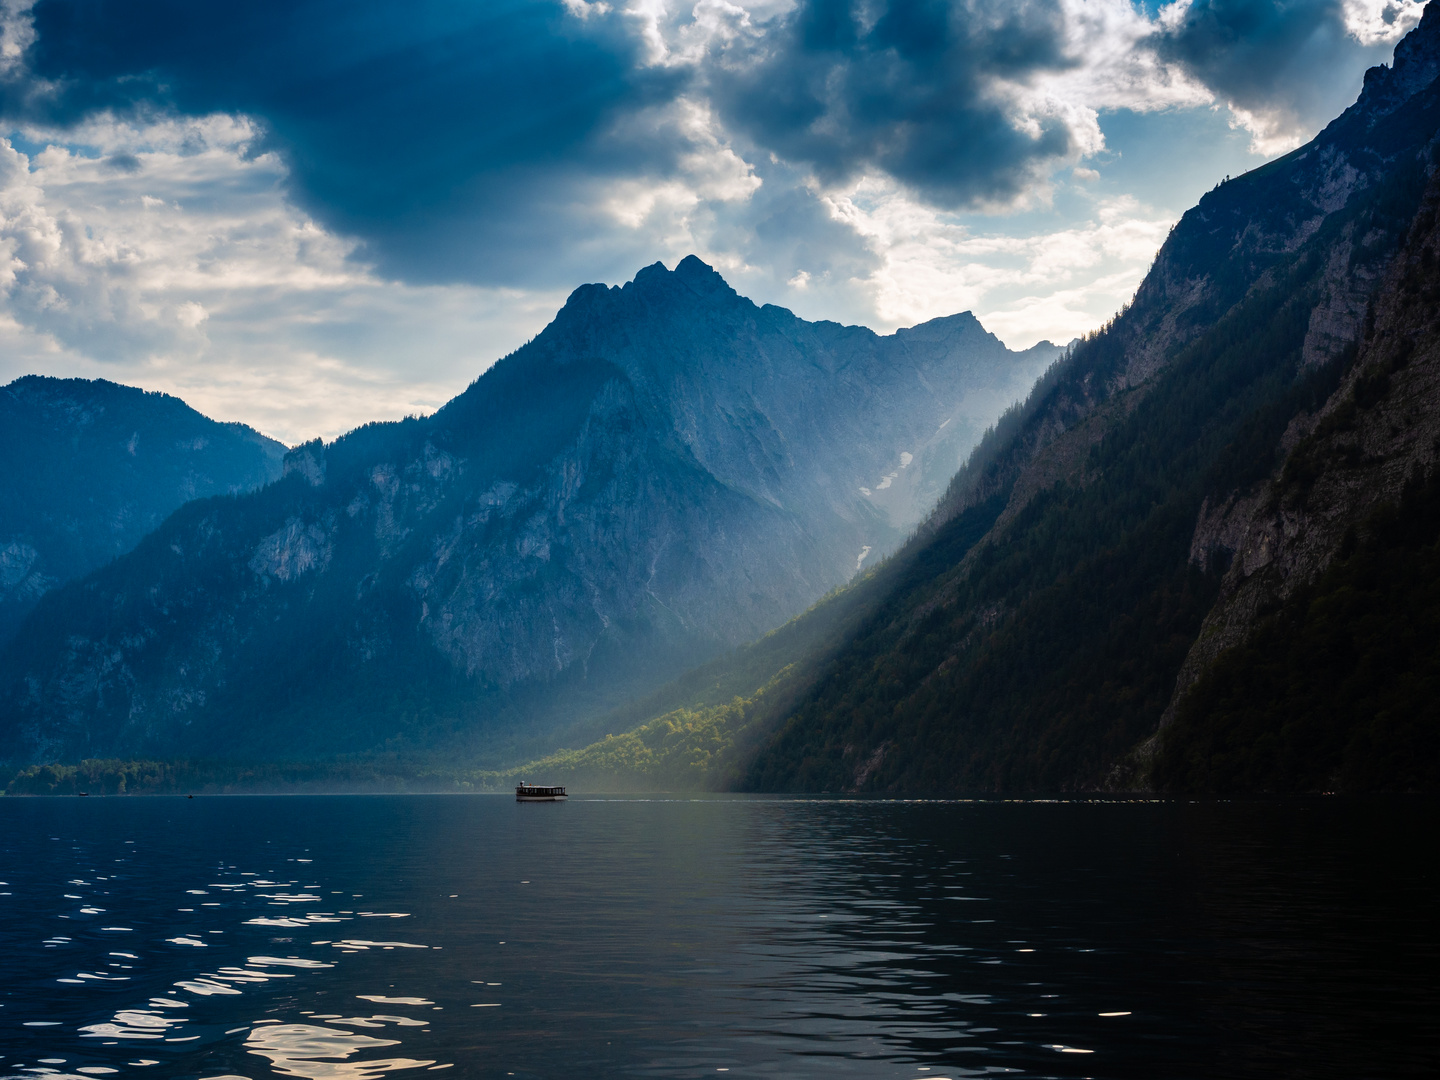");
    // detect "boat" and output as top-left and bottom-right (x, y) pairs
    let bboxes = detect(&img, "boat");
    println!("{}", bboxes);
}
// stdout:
(516, 782), (567, 802)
